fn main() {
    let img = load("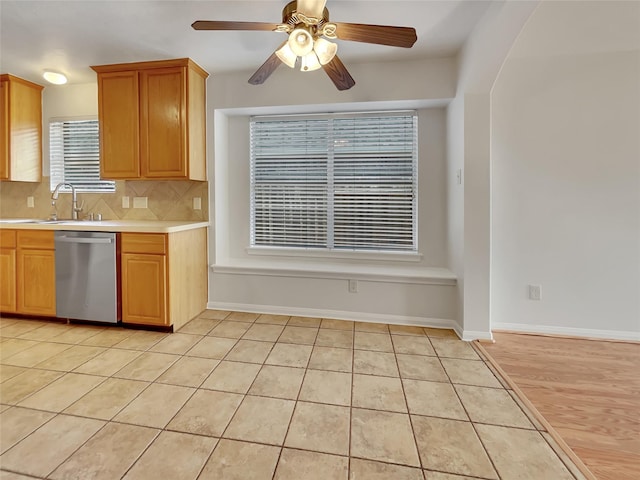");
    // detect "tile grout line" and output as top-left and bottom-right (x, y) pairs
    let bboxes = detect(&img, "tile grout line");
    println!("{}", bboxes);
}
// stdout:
(205, 313), (284, 478)
(116, 427), (163, 480)
(269, 314), (306, 480)
(46, 417), (129, 479)
(2, 338), (132, 409)
(433, 335), (503, 480)
(391, 328), (426, 478)
(348, 320), (355, 479)
(468, 343), (545, 431)
(0, 410), (63, 477)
